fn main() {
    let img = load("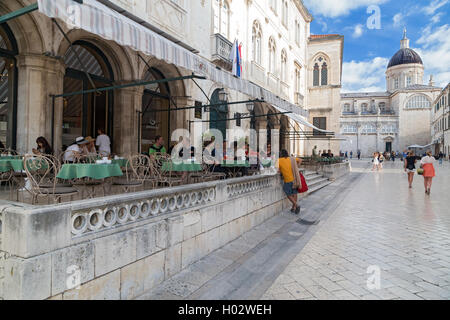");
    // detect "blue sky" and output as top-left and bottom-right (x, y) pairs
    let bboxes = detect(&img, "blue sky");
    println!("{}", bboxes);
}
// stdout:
(303, 0), (450, 92)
